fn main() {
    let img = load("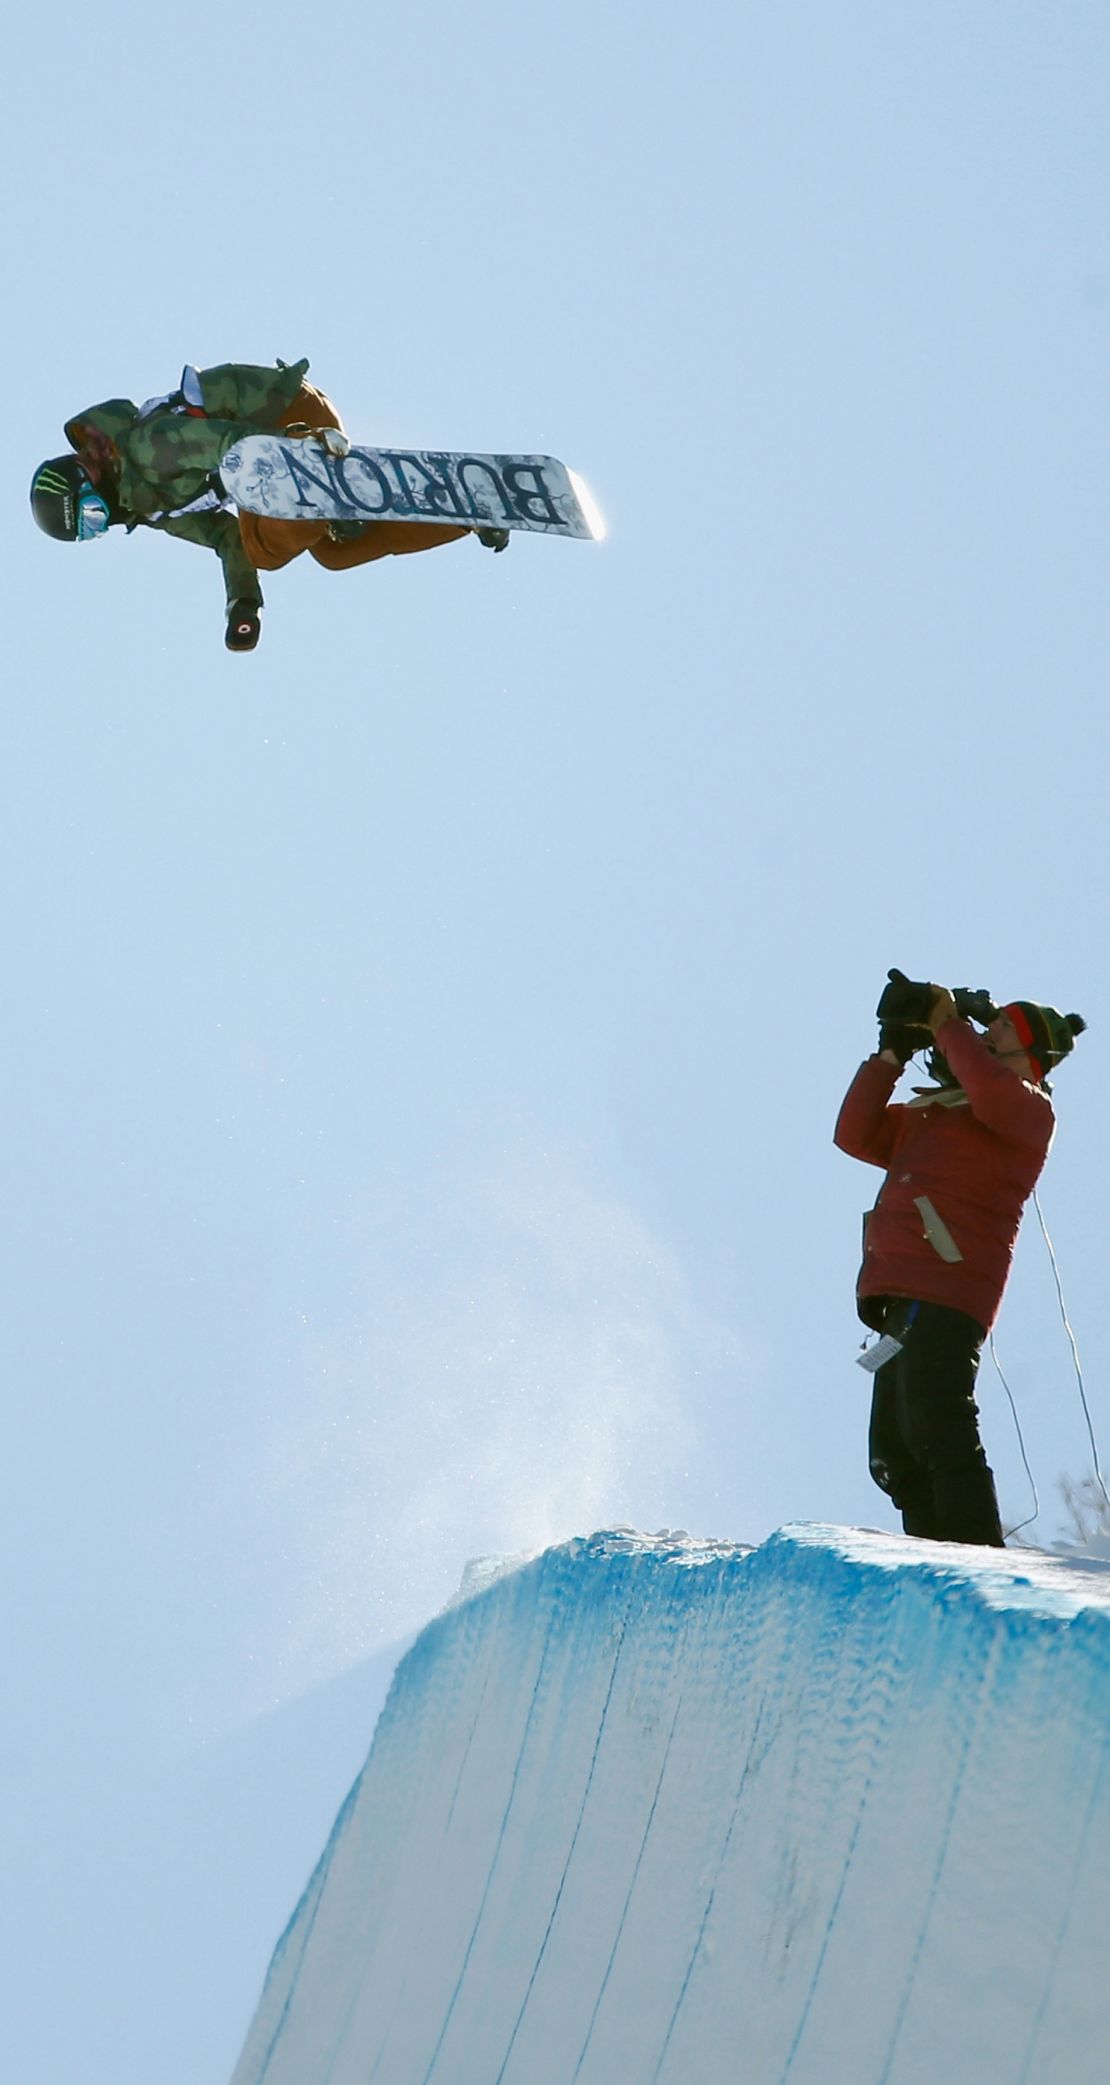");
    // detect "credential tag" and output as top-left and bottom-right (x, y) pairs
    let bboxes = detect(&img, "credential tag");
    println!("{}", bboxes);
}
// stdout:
(856, 1333), (903, 1373)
